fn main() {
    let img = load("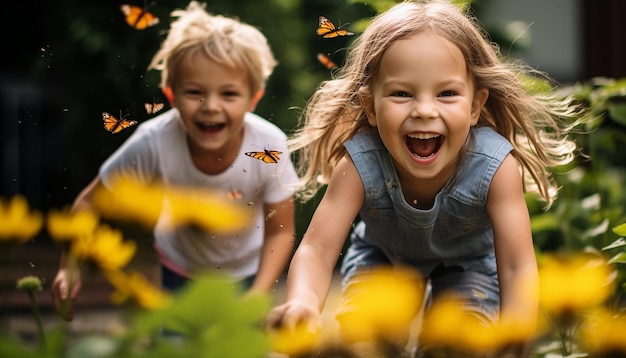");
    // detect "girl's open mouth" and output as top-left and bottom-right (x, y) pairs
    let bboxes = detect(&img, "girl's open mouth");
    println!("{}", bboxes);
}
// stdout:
(406, 133), (443, 159)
